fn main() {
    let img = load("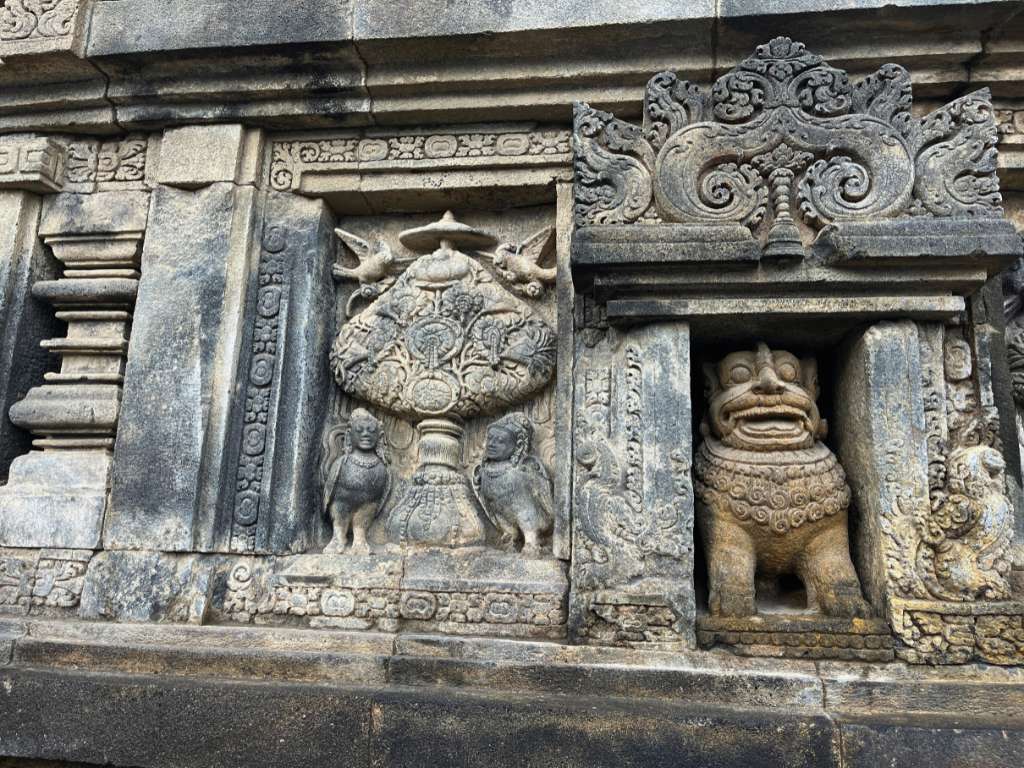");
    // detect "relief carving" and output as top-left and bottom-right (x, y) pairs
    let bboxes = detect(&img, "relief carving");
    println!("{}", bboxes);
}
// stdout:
(329, 212), (557, 550)
(885, 325), (1022, 664)
(574, 36), (1002, 236)
(474, 413), (554, 556)
(694, 344), (869, 618)
(0, 0), (78, 41)
(320, 409), (392, 555)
